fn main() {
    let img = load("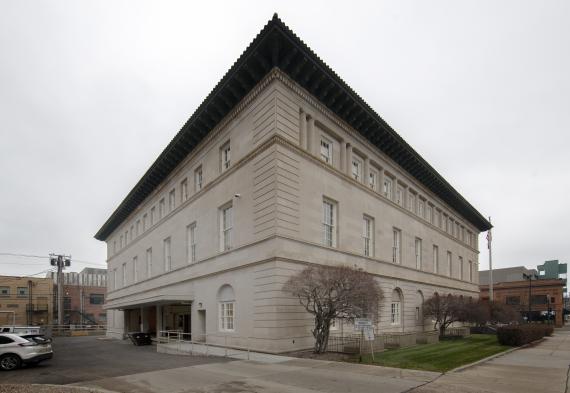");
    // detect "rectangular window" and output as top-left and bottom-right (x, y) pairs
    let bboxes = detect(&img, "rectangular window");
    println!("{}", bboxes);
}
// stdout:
(433, 245), (439, 274)
(447, 251), (452, 277)
(181, 178), (188, 203)
(415, 238), (422, 270)
(369, 171), (377, 190)
(130, 225), (134, 241)
(426, 205), (433, 223)
(469, 260), (473, 282)
(151, 207), (156, 225)
(408, 193), (416, 213)
(163, 237), (171, 272)
(322, 200), (336, 247)
(383, 176), (393, 199)
(17, 287), (28, 297)
(113, 240), (117, 254)
(124, 231), (128, 246)
(221, 142), (231, 172)
(89, 294), (104, 305)
(418, 200), (424, 218)
(531, 295), (548, 305)
(393, 229), (401, 264)
(506, 296), (520, 305)
(133, 256), (138, 283)
(0, 286), (10, 296)
(396, 186), (403, 206)
(194, 166), (203, 192)
(187, 222), (197, 263)
(122, 263), (127, 287)
(146, 248), (152, 278)
(219, 301), (235, 331)
(391, 302), (401, 325)
(142, 214), (147, 231)
(136, 220), (140, 236)
(113, 269), (117, 290)
(159, 198), (165, 219)
(459, 256), (464, 280)
(352, 159), (361, 181)
(363, 216), (373, 257)
(221, 205), (233, 251)
(169, 189), (176, 212)
(320, 138), (332, 164)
